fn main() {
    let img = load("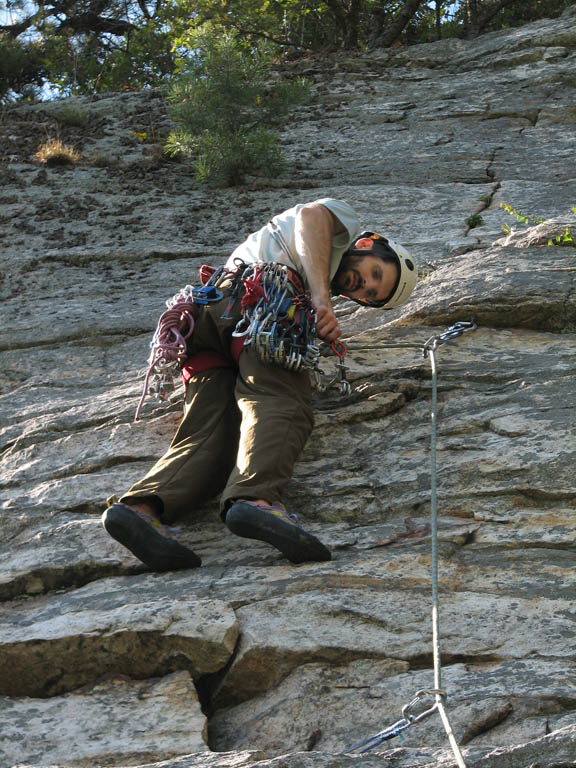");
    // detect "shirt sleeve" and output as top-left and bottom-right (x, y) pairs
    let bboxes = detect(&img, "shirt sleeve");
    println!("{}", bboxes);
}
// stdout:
(226, 198), (362, 284)
(316, 198), (361, 240)
(312, 198), (362, 279)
